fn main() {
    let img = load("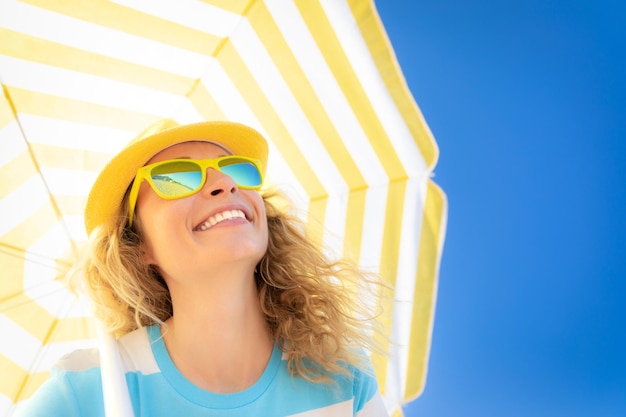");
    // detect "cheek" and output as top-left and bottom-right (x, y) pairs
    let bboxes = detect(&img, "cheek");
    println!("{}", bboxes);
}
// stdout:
(256, 199), (270, 249)
(135, 205), (163, 266)
(135, 190), (186, 264)
(136, 184), (186, 226)
(139, 230), (157, 265)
